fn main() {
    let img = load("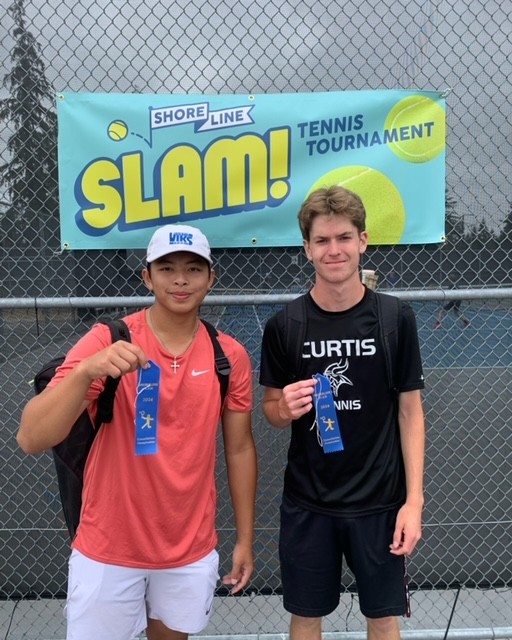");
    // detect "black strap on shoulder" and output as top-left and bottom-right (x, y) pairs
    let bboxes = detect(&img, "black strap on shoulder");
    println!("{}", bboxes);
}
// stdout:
(200, 319), (231, 405)
(284, 292), (401, 391)
(95, 319), (131, 427)
(284, 295), (308, 382)
(375, 292), (401, 393)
